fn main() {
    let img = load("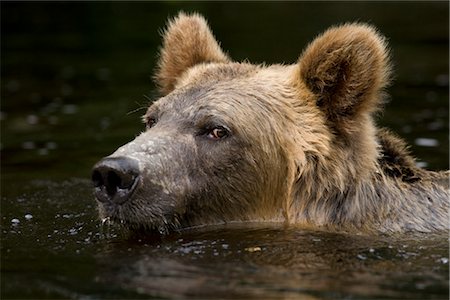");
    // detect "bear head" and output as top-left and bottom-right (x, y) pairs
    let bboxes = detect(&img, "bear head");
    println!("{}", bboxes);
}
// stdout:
(92, 12), (391, 232)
